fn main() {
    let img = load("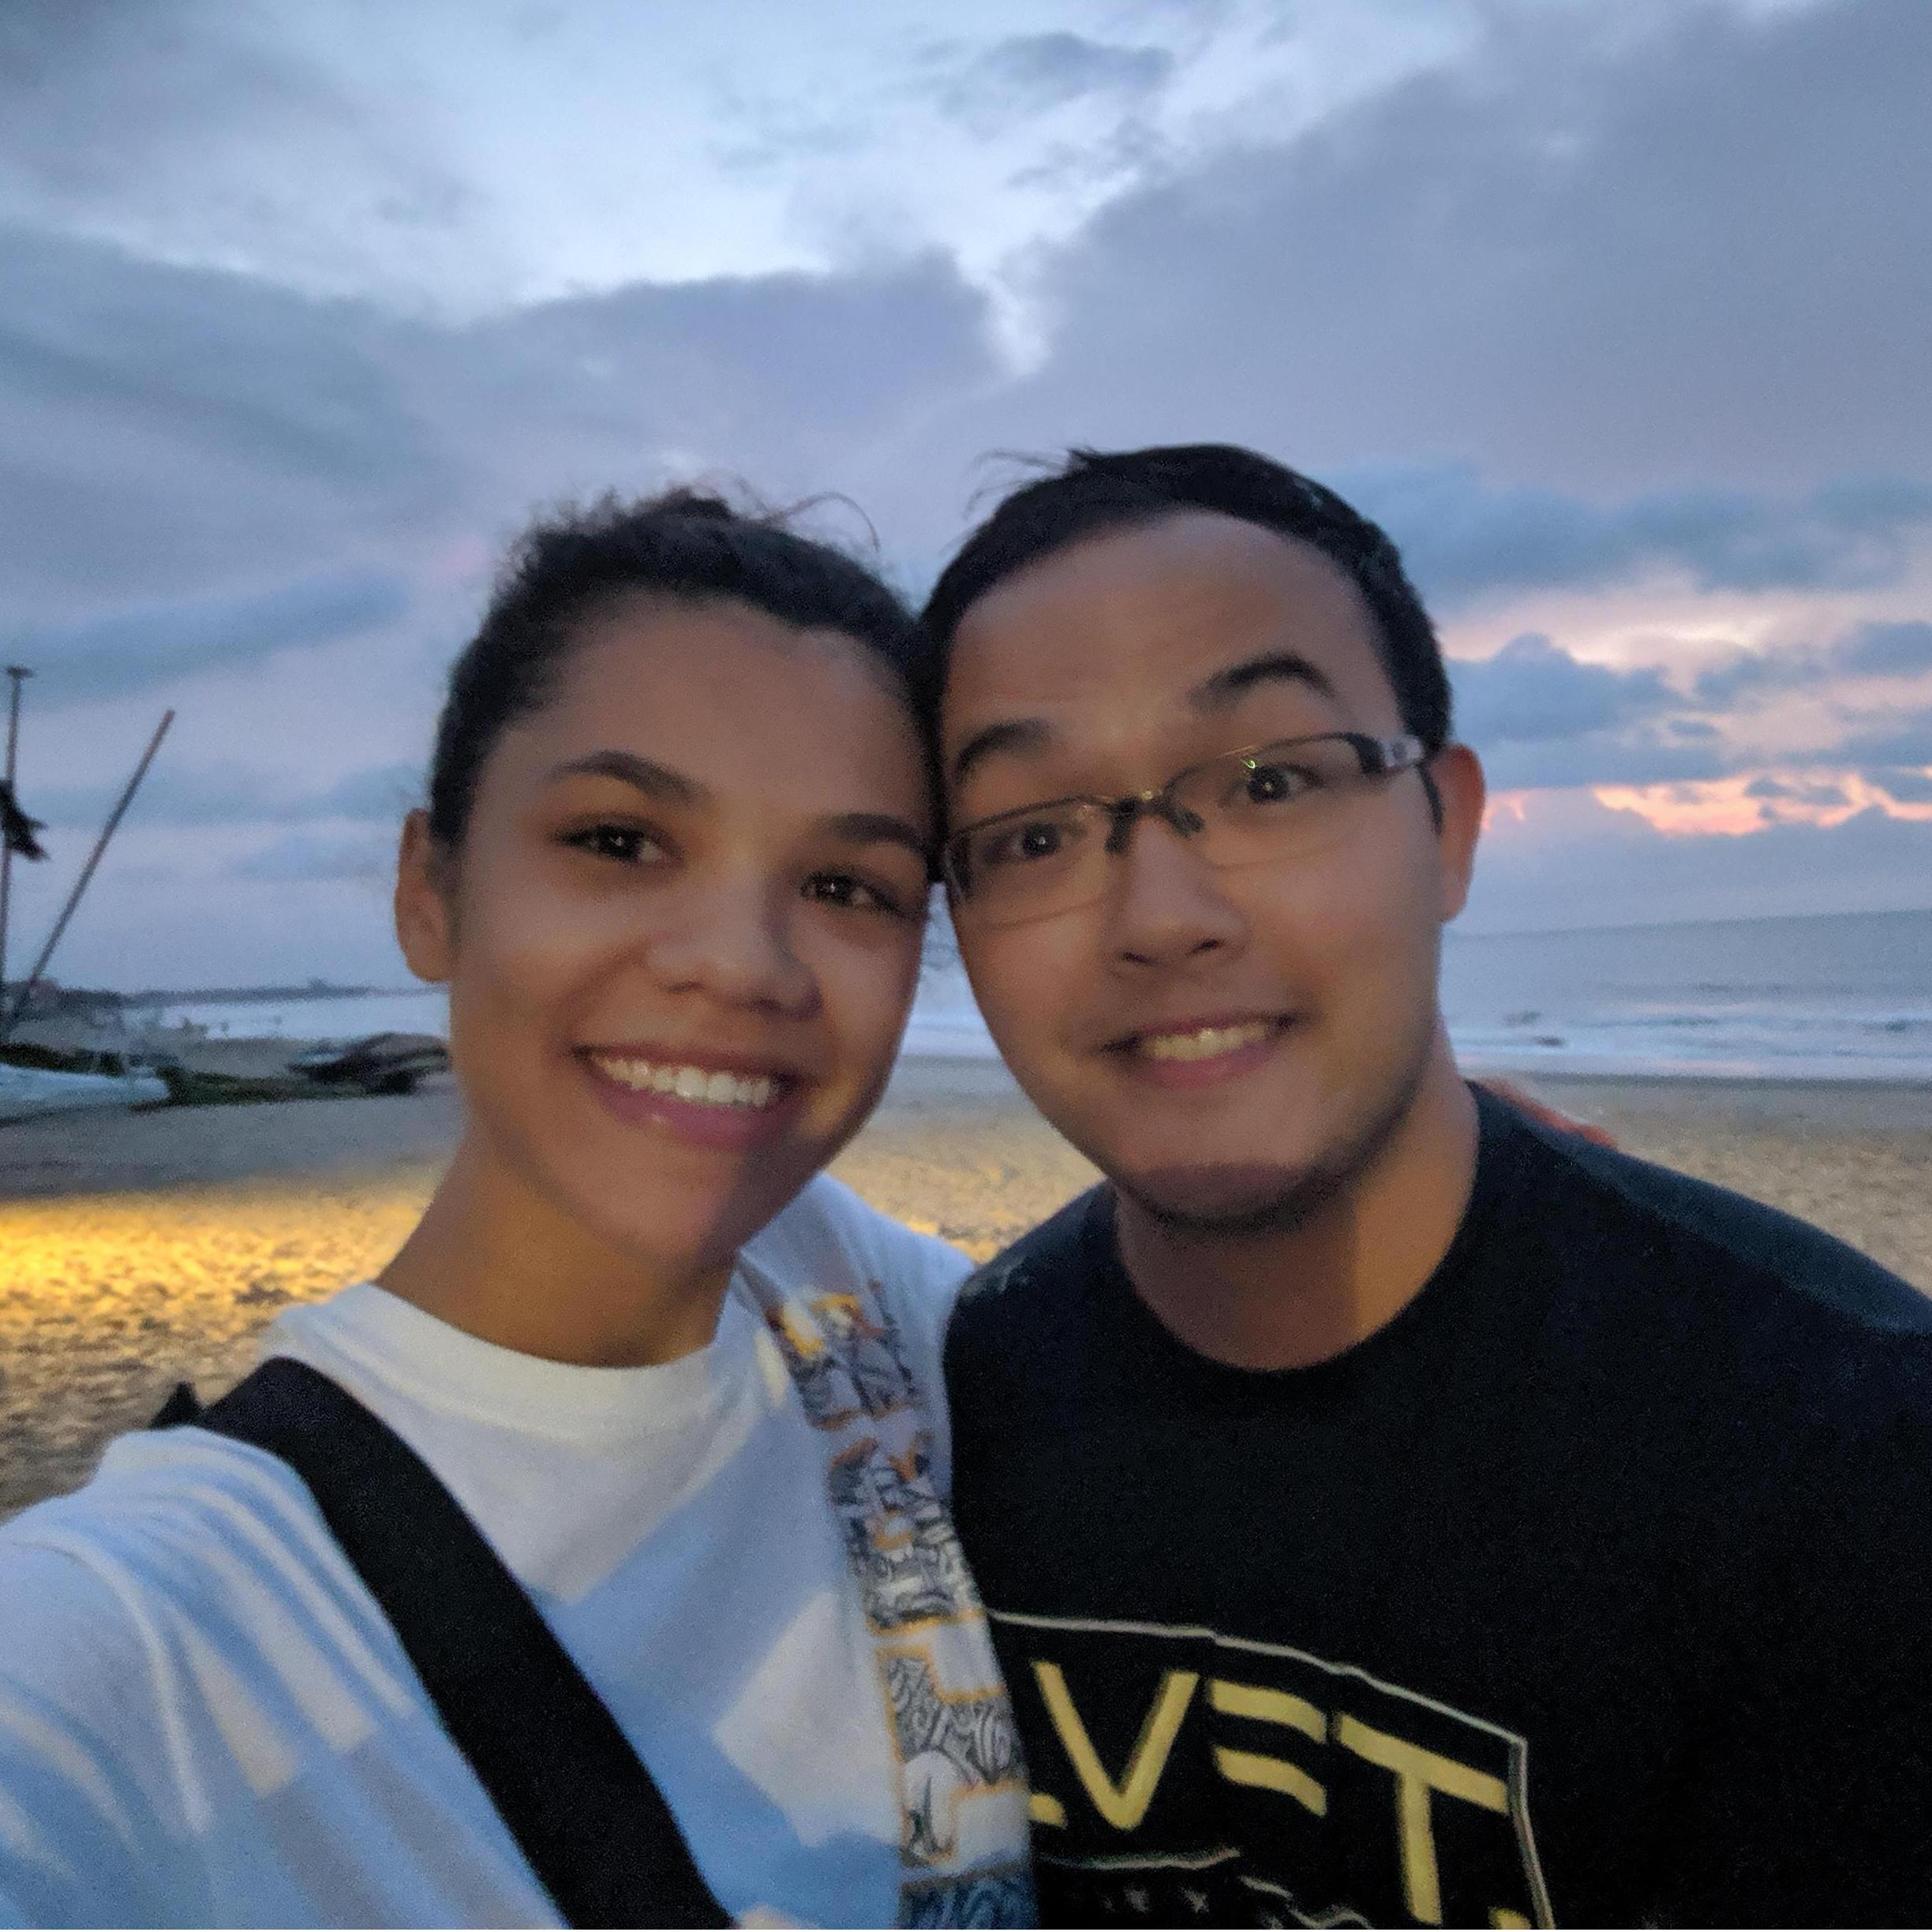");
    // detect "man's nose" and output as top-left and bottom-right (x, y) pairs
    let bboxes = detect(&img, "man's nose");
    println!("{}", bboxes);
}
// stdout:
(645, 881), (820, 1015)
(1103, 815), (1247, 970)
